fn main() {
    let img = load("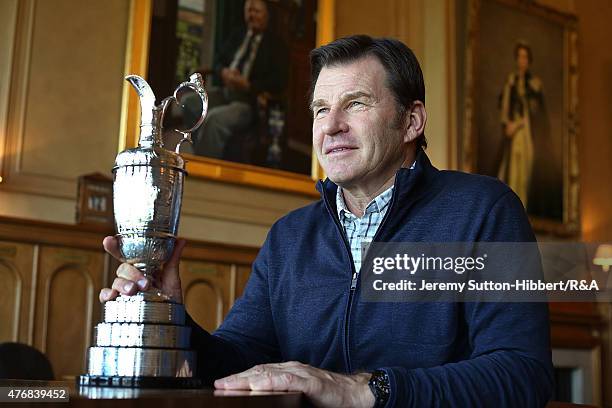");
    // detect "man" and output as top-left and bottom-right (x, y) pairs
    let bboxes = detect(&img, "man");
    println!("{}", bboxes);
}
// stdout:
(101, 35), (553, 407)
(193, 0), (287, 159)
